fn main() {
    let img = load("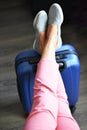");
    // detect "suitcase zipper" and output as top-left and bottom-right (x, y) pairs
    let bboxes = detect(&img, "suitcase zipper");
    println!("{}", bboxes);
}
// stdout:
(56, 49), (78, 60)
(15, 55), (40, 69)
(15, 49), (77, 70)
